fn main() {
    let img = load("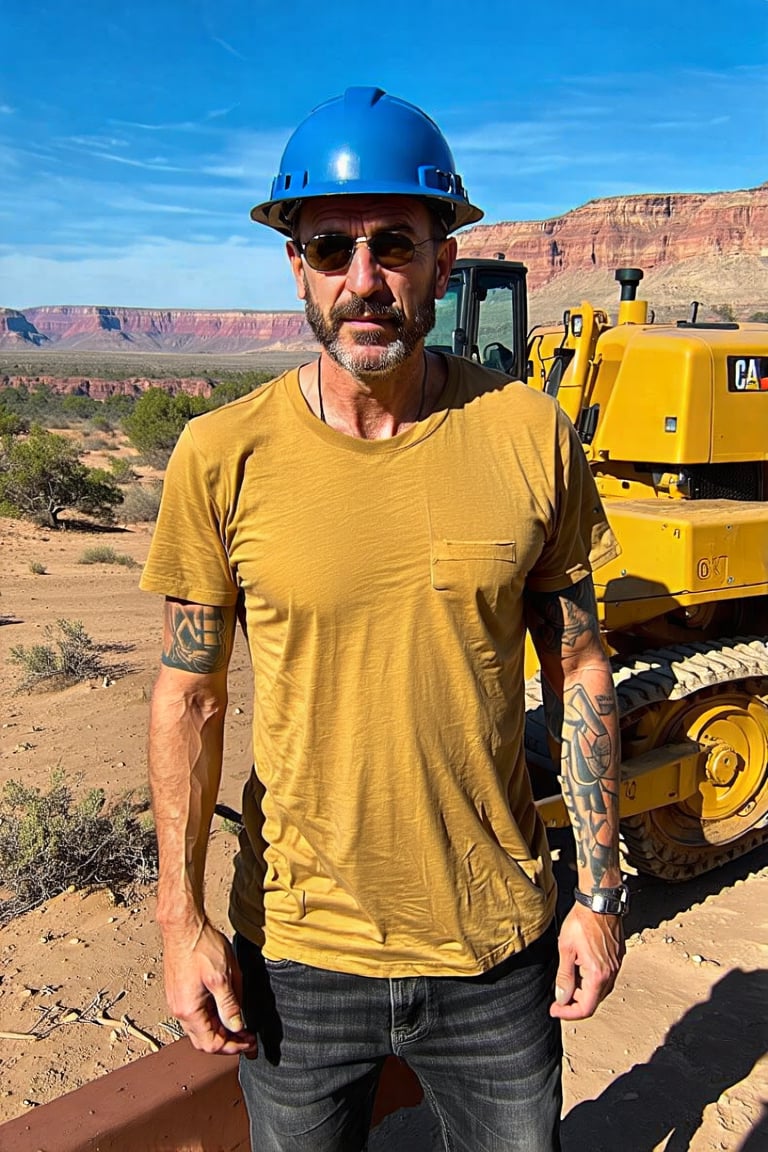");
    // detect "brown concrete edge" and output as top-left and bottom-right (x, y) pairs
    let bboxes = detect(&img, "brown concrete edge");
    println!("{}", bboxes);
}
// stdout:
(0, 1044), (424, 1152)
(0, 1039), (248, 1152)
